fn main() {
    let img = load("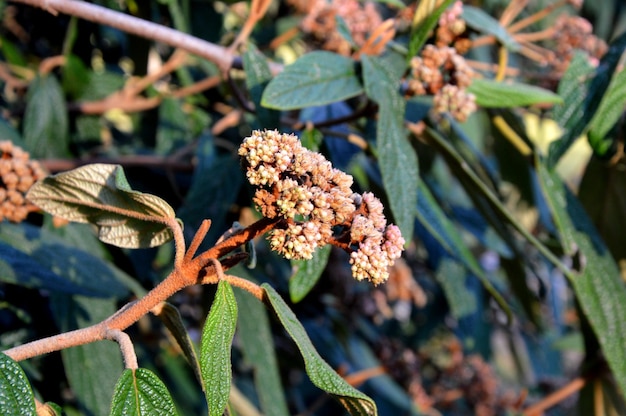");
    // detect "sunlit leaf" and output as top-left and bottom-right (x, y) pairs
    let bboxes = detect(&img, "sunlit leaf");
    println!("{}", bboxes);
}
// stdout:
(109, 368), (178, 416)
(27, 164), (176, 248)
(587, 68), (626, 156)
(0, 353), (37, 416)
(289, 245), (331, 303)
(262, 284), (377, 415)
(467, 79), (563, 108)
(200, 280), (237, 416)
